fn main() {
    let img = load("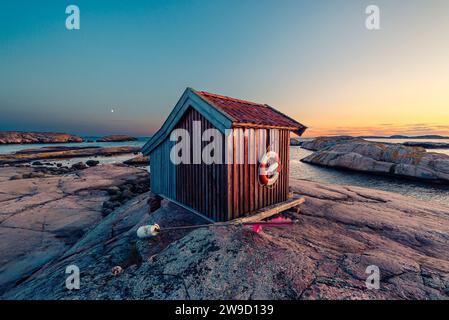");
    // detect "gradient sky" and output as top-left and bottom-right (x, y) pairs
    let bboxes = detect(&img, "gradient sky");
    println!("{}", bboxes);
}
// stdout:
(0, 0), (448, 137)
